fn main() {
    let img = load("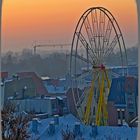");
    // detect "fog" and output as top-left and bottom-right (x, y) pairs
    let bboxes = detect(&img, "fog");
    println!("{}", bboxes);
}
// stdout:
(1, 46), (138, 78)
